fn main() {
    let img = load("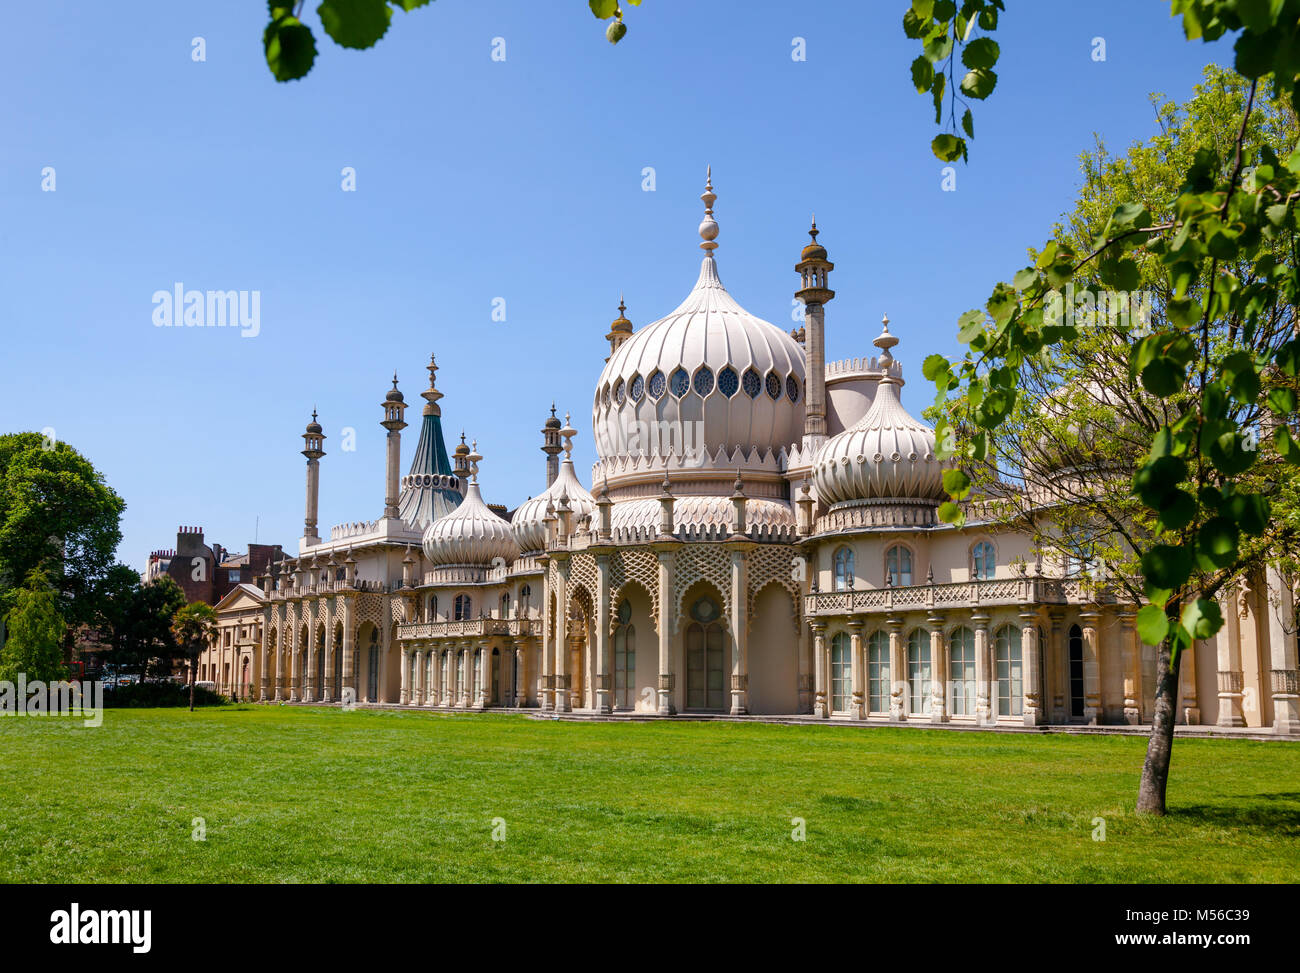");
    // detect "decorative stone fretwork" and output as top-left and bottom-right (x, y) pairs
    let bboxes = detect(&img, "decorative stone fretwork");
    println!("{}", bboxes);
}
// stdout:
(1272, 669), (1300, 695)
(609, 546), (660, 630)
(745, 543), (803, 631)
(672, 543), (734, 632)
